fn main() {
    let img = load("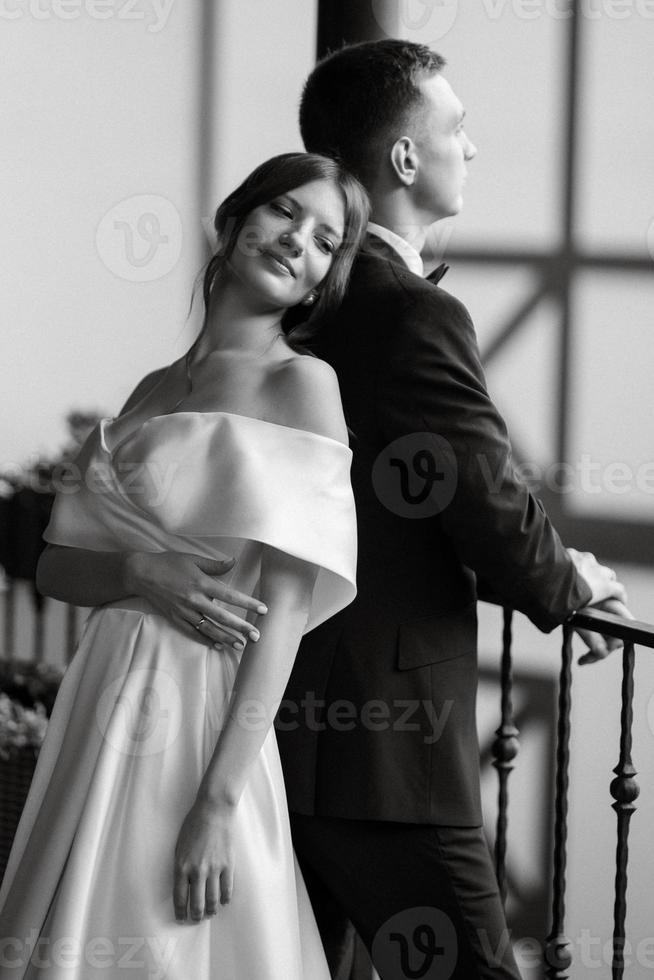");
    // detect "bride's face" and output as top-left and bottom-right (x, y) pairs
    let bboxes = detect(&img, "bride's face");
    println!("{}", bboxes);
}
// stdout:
(229, 179), (346, 310)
